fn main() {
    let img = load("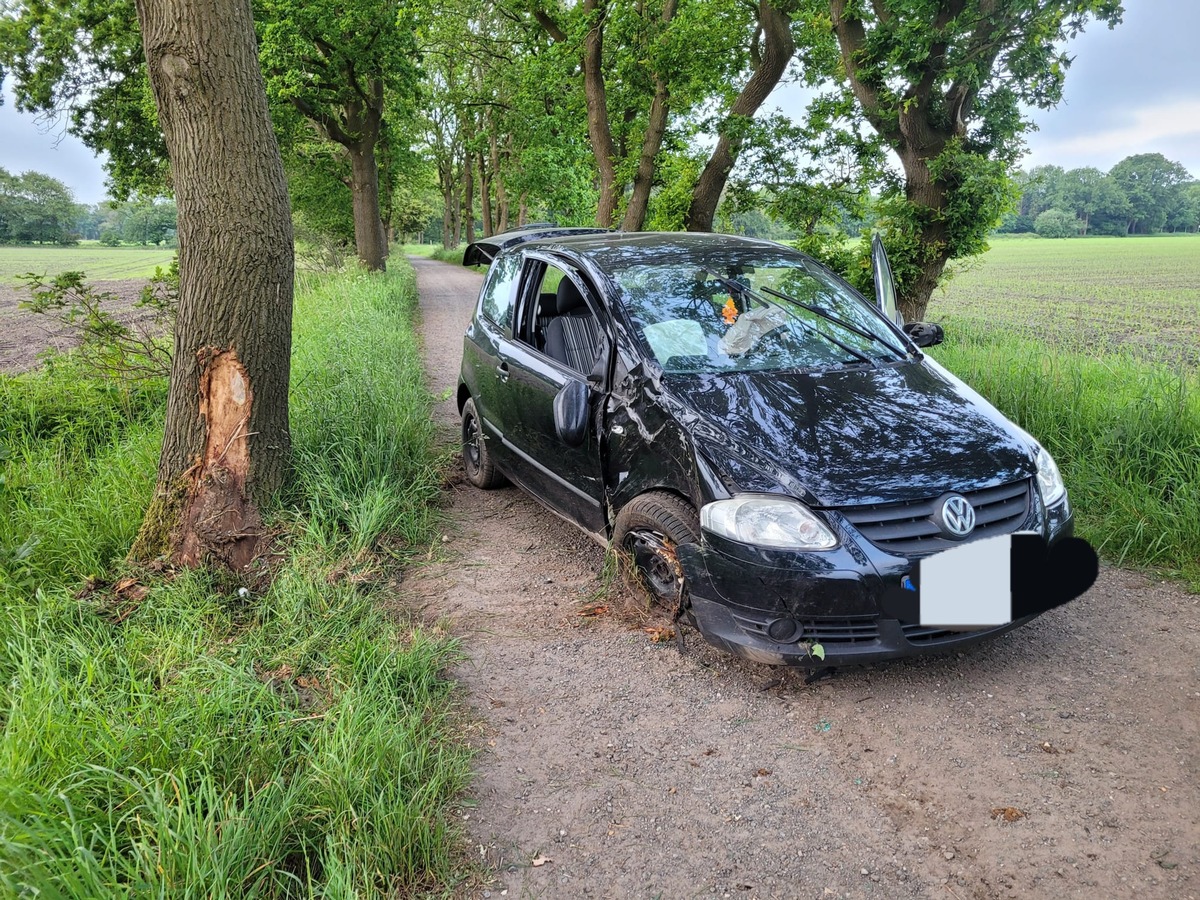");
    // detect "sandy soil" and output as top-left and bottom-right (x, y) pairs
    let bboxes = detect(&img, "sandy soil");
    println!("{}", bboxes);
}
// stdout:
(409, 255), (1199, 900)
(0, 279), (156, 373)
